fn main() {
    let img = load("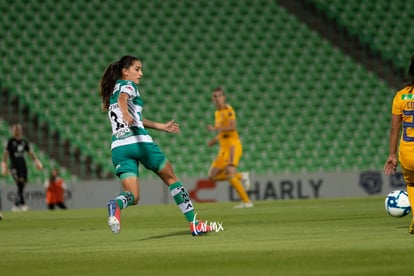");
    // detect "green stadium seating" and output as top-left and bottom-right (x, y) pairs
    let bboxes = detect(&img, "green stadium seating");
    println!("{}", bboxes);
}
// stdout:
(0, 0), (400, 179)
(308, 0), (413, 70)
